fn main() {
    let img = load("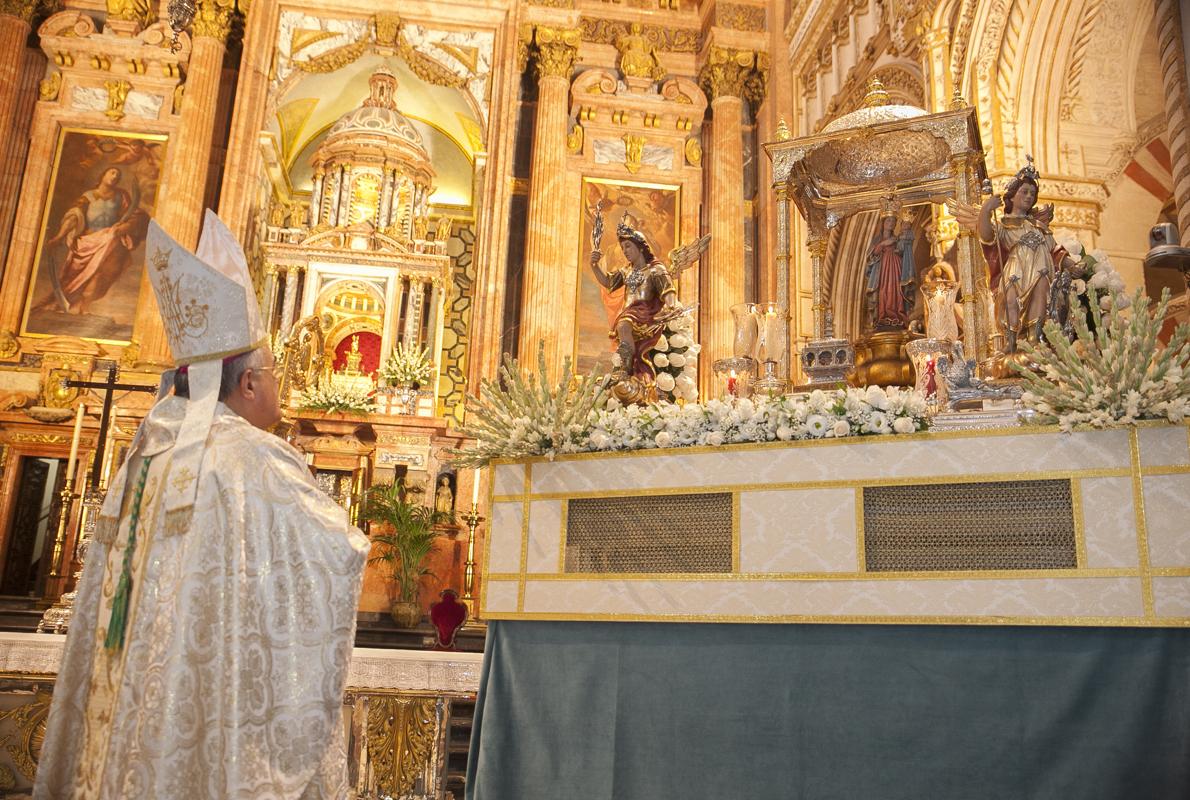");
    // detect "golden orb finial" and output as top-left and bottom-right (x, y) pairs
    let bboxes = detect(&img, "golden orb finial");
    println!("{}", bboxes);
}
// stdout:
(862, 77), (891, 108)
(949, 89), (967, 110)
(775, 115), (791, 141)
